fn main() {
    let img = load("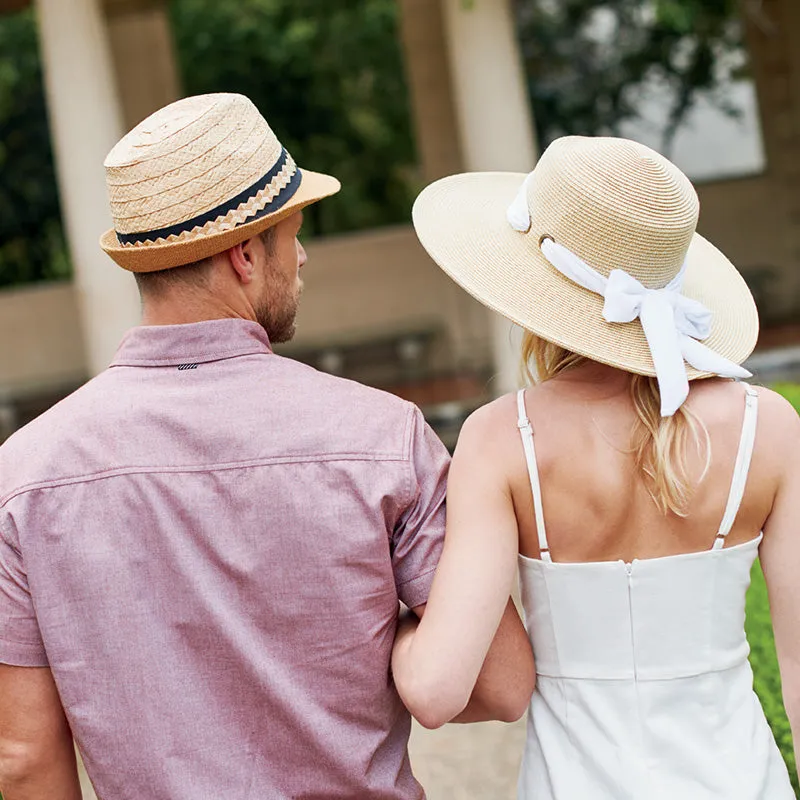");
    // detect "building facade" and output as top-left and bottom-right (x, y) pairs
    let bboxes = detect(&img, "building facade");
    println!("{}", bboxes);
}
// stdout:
(1, 0), (799, 447)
